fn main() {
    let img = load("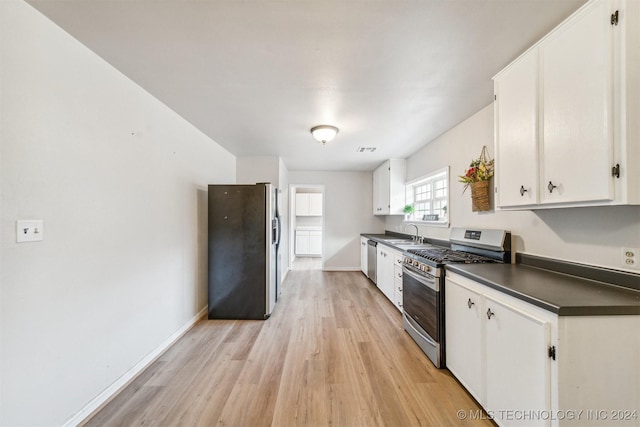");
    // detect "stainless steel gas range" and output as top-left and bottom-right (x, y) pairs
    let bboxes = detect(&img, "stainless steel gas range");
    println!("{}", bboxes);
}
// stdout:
(402, 228), (511, 368)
